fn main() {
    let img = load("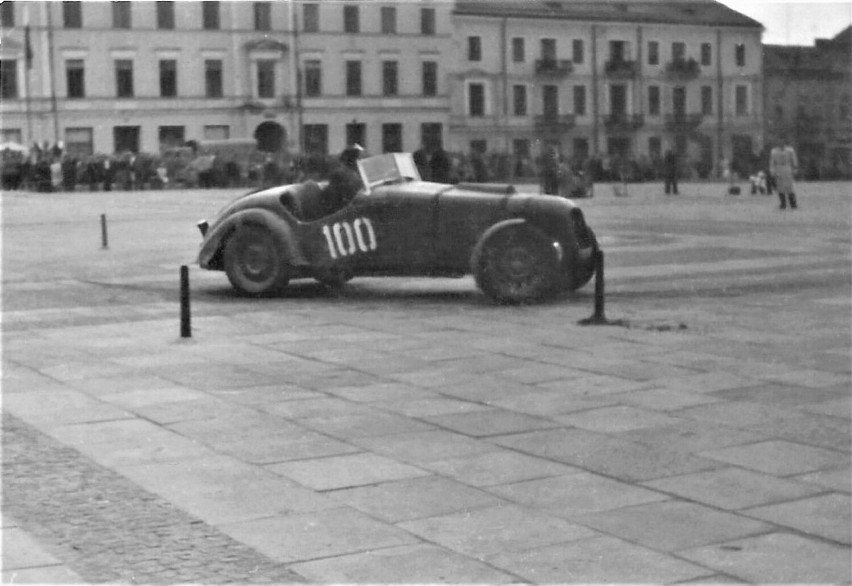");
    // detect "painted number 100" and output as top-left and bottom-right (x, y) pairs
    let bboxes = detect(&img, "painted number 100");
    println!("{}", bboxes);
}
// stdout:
(322, 217), (377, 260)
